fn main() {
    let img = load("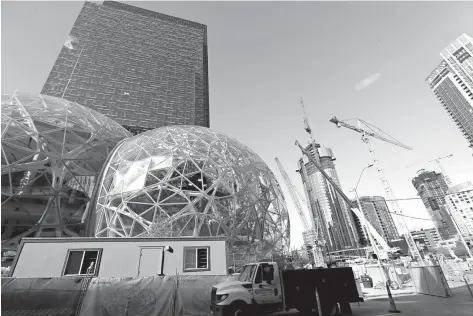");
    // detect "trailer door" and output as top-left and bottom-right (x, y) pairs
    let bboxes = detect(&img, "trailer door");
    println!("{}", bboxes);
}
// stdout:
(137, 247), (163, 277)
